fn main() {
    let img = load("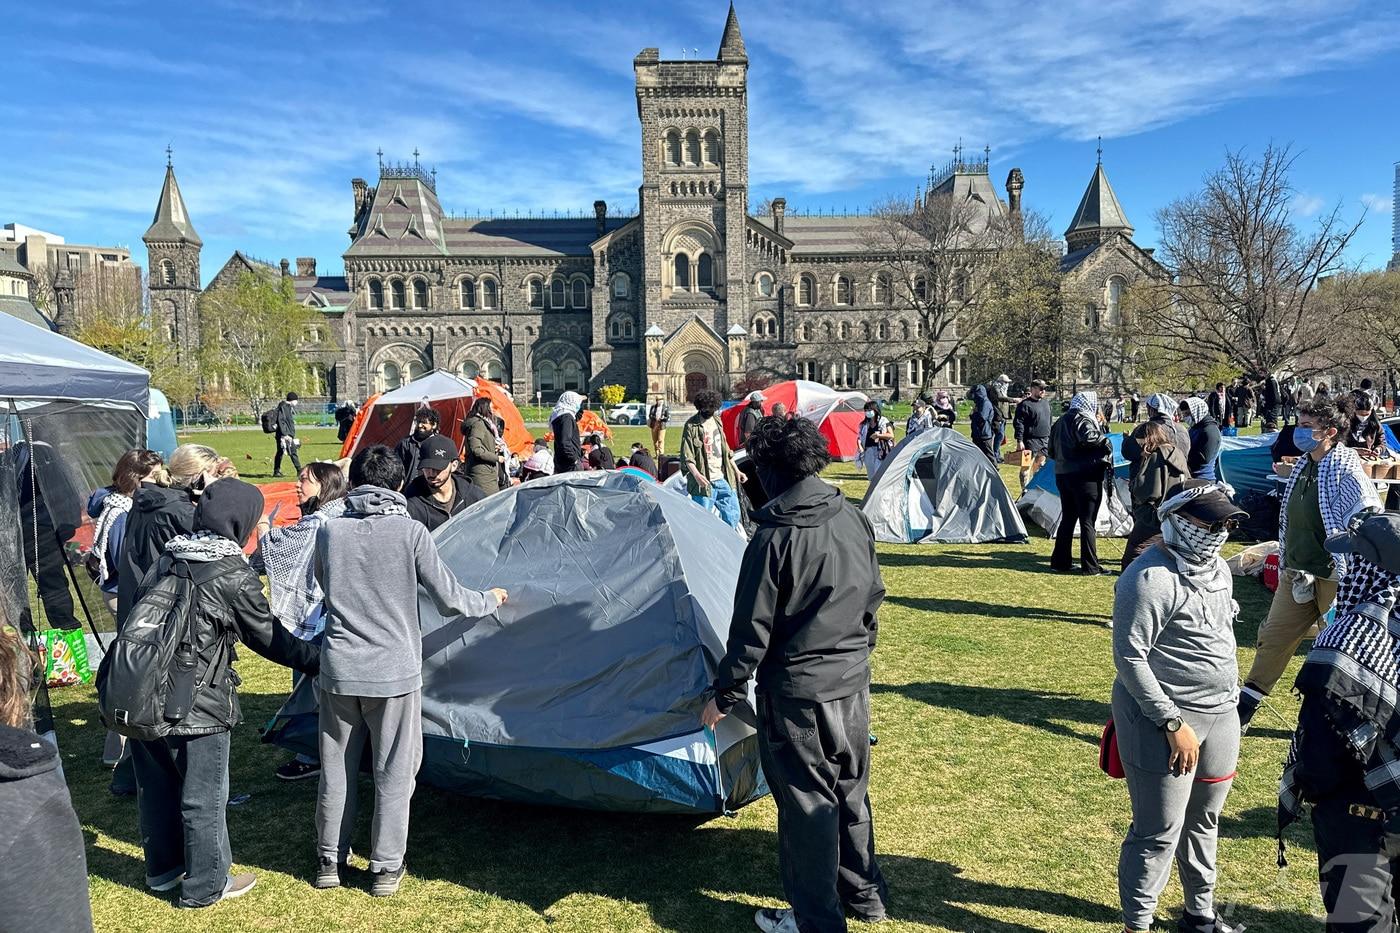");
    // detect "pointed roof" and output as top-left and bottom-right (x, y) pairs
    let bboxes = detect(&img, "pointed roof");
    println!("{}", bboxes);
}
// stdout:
(144, 165), (201, 246)
(718, 2), (747, 61)
(1064, 163), (1132, 246)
